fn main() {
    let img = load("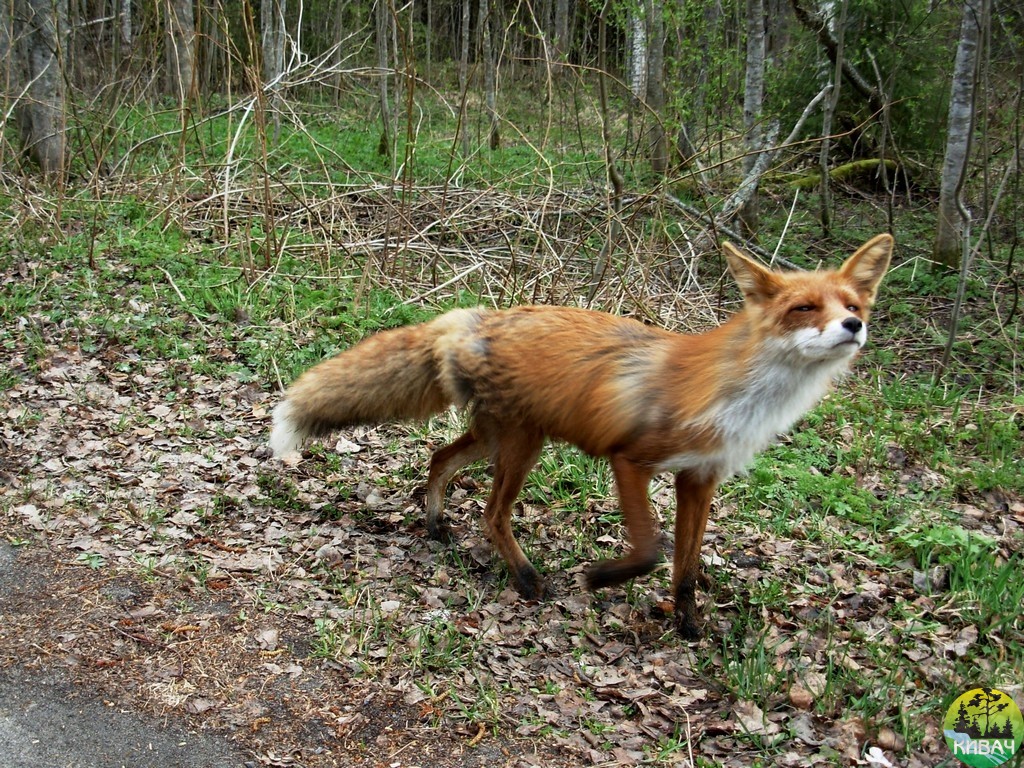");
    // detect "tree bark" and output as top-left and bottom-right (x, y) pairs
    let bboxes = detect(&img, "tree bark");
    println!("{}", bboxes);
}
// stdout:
(552, 0), (569, 72)
(262, 0), (286, 139)
(646, 0), (667, 173)
(120, 0), (132, 46)
(457, 0), (469, 157)
(738, 0), (765, 233)
(375, 0), (391, 156)
(627, 7), (646, 103)
(934, 0), (987, 271)
(624, 4), (645, 146)
(1, 0), (11, 95)
(818, 0), (847, 235)
(478, 0), (499, 150)
(13, 0), (67, 180)
(165, 0), (196, 106)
